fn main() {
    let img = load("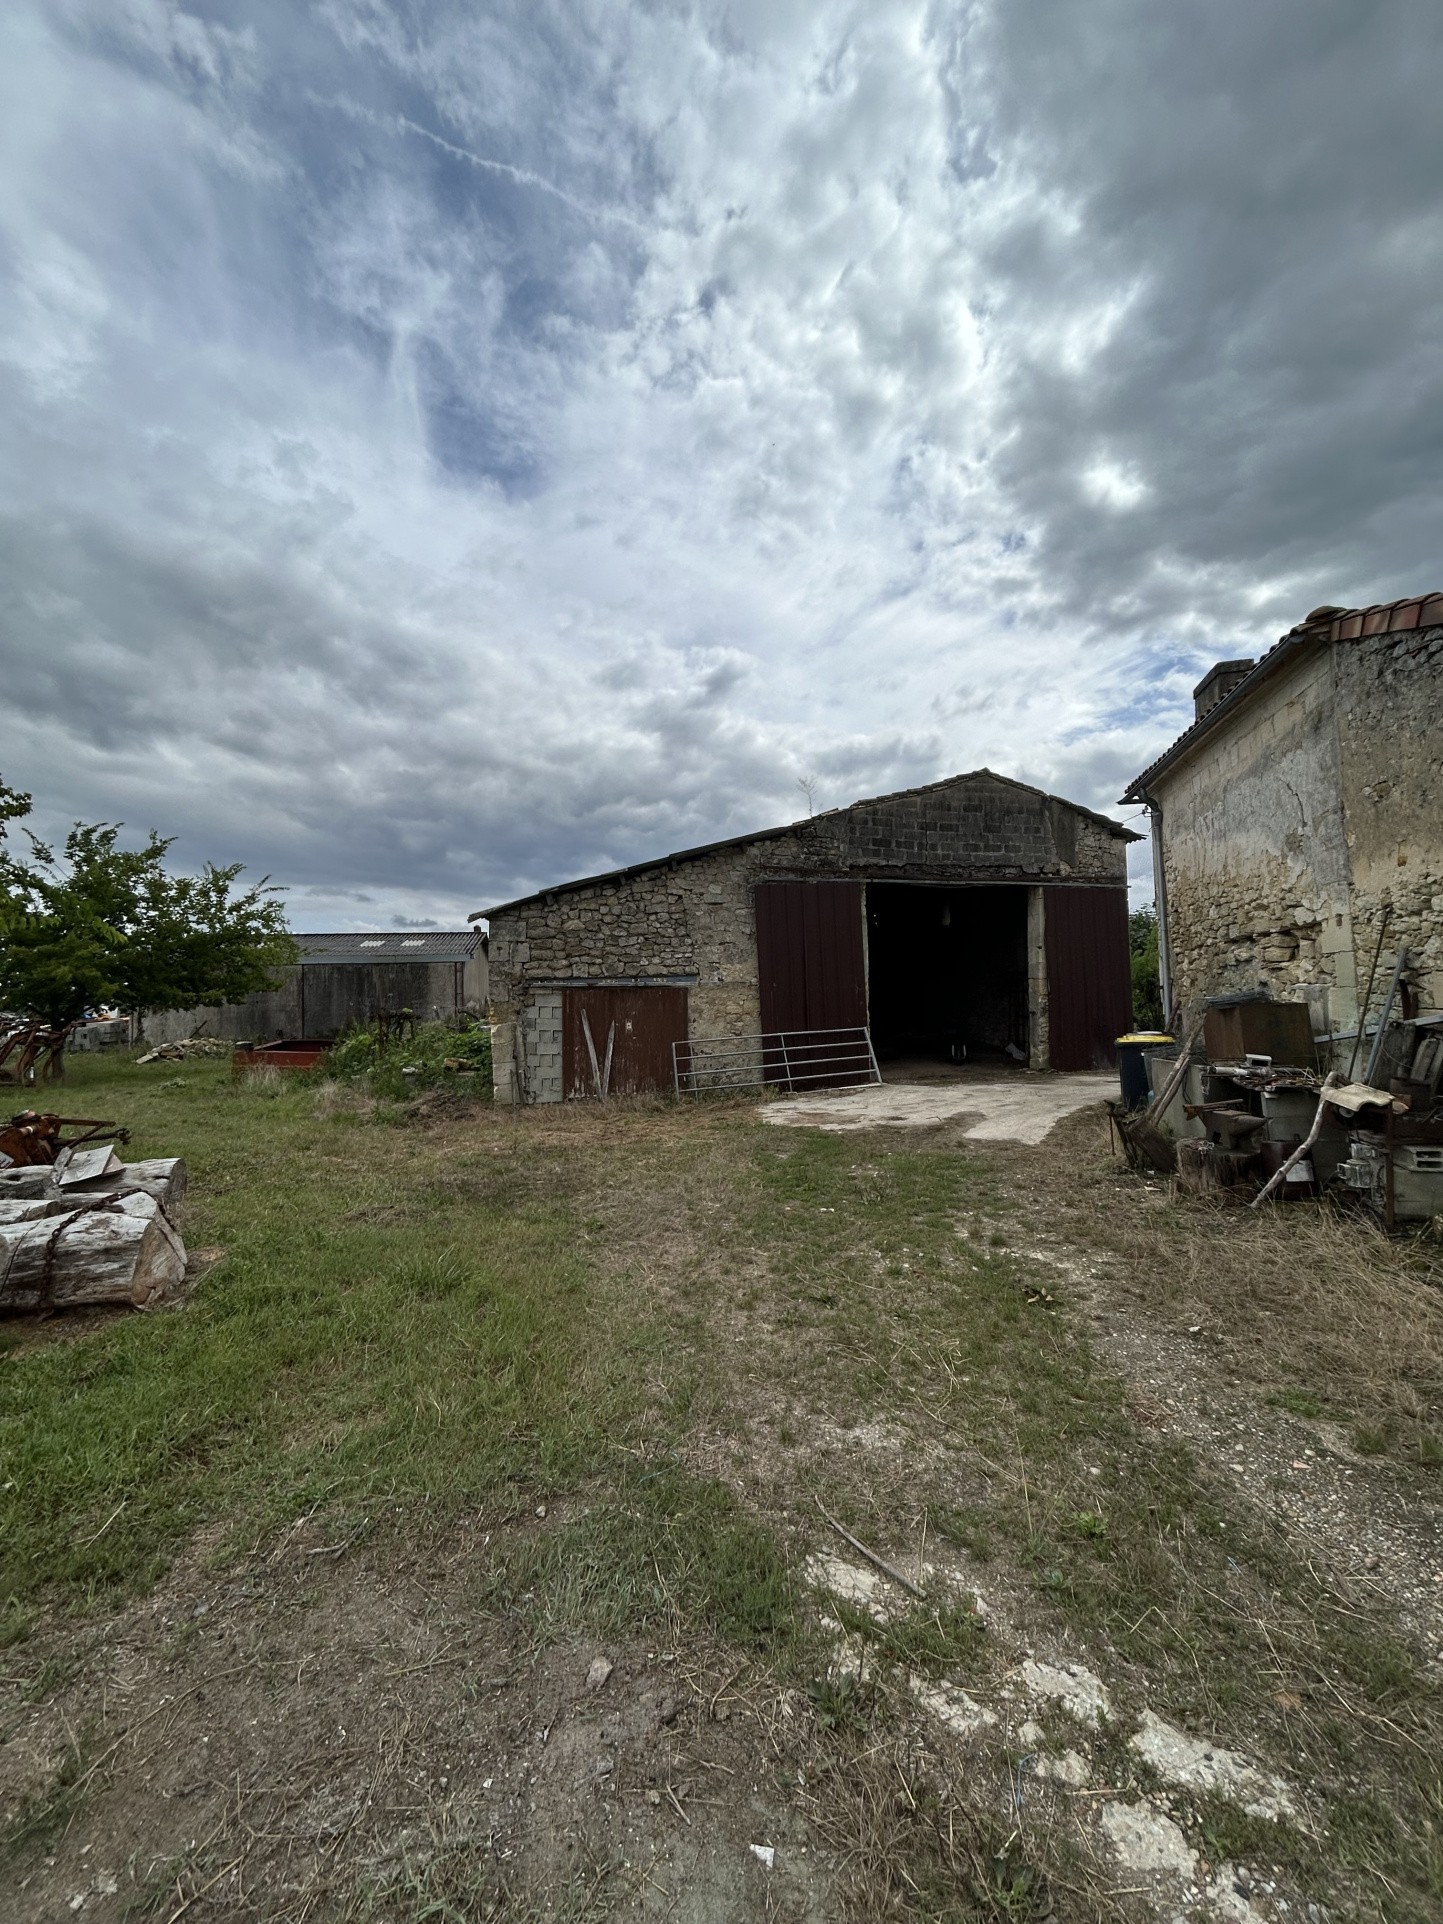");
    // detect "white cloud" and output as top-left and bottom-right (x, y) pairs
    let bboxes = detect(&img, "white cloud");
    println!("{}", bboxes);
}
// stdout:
(0, 0), (1439, 924)
(1081, 458), (1149, 512)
